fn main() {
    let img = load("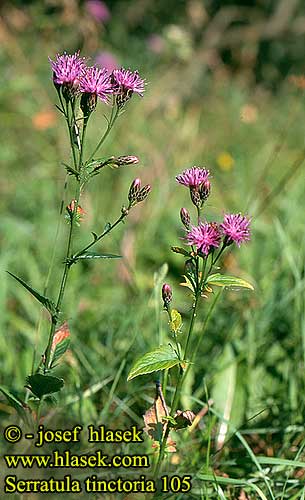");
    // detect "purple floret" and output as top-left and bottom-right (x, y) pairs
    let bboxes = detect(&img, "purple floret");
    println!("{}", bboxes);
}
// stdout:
(112, 68), (145, 96)
(49, 51), (85, 86)
(79, 66), (113, 103)
(220, 213), (251, 247)
(176, 167), (210, 188)
(186, 222), (221, 256)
